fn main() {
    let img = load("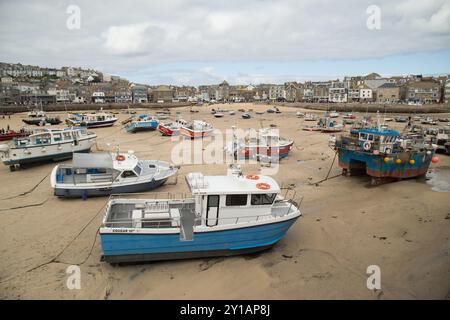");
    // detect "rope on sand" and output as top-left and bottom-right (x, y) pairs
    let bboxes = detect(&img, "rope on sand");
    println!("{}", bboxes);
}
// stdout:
(0, 204), (104, 284)
(309, 151), (340, 185)
(0, 197), (49, 212)
(0, 173), (49, 201)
